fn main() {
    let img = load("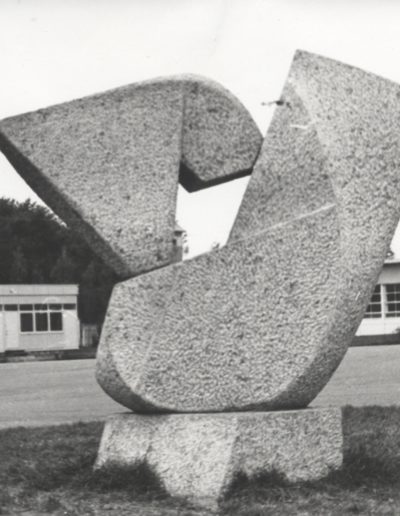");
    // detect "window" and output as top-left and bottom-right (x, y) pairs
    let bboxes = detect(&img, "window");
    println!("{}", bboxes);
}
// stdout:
(20, 312), (33, 332)
(63, 304), (76, 310)
(20, 304), (63, 333)
(363, 283), (400, 320)
(364, 285), (382, 318)
(386, 283), (400, 317)
(4, 304), (18, 311)
(50, 312), (62, 331)
(35, 311), (48, 331)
